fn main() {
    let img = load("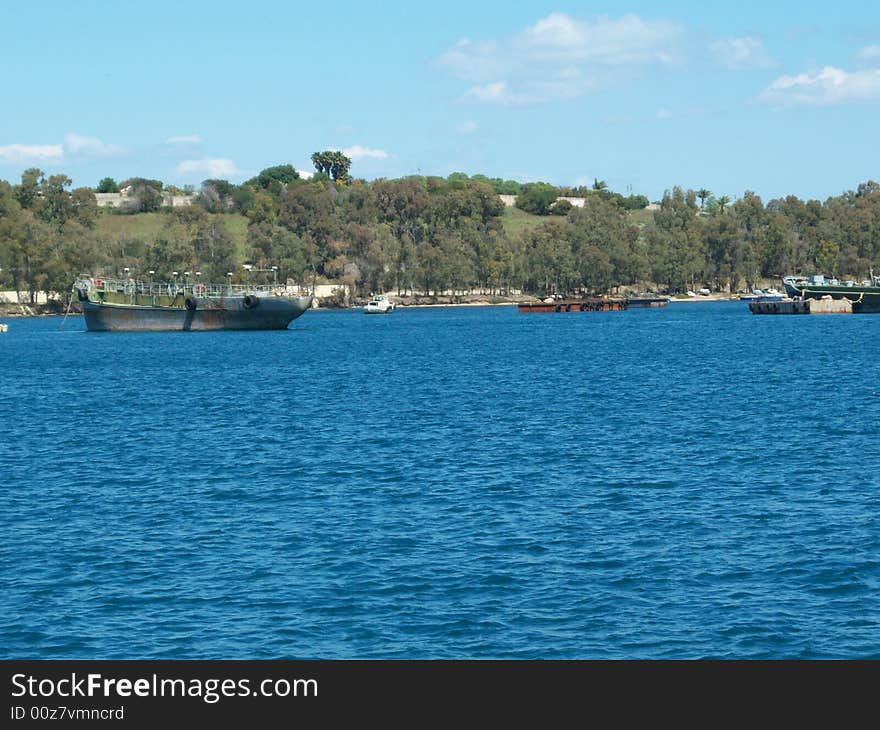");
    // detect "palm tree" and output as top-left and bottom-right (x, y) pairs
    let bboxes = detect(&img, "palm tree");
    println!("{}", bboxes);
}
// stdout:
(310, 151), (328, 176)
(717, 195), (731, 214)
(697, 188), (711, 211)
(592, 178), (608, 192)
